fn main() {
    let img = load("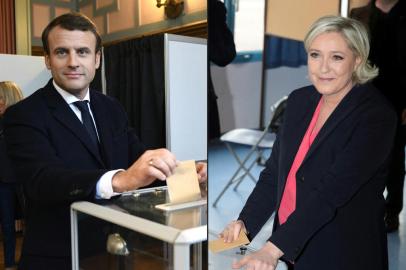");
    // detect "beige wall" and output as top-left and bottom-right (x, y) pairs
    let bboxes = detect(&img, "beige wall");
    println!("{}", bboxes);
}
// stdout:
(265, 0), (372, 41)
(31, 0), (206, 46)
(350, 0), (371, 9)
(266, 0), (340, 41)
